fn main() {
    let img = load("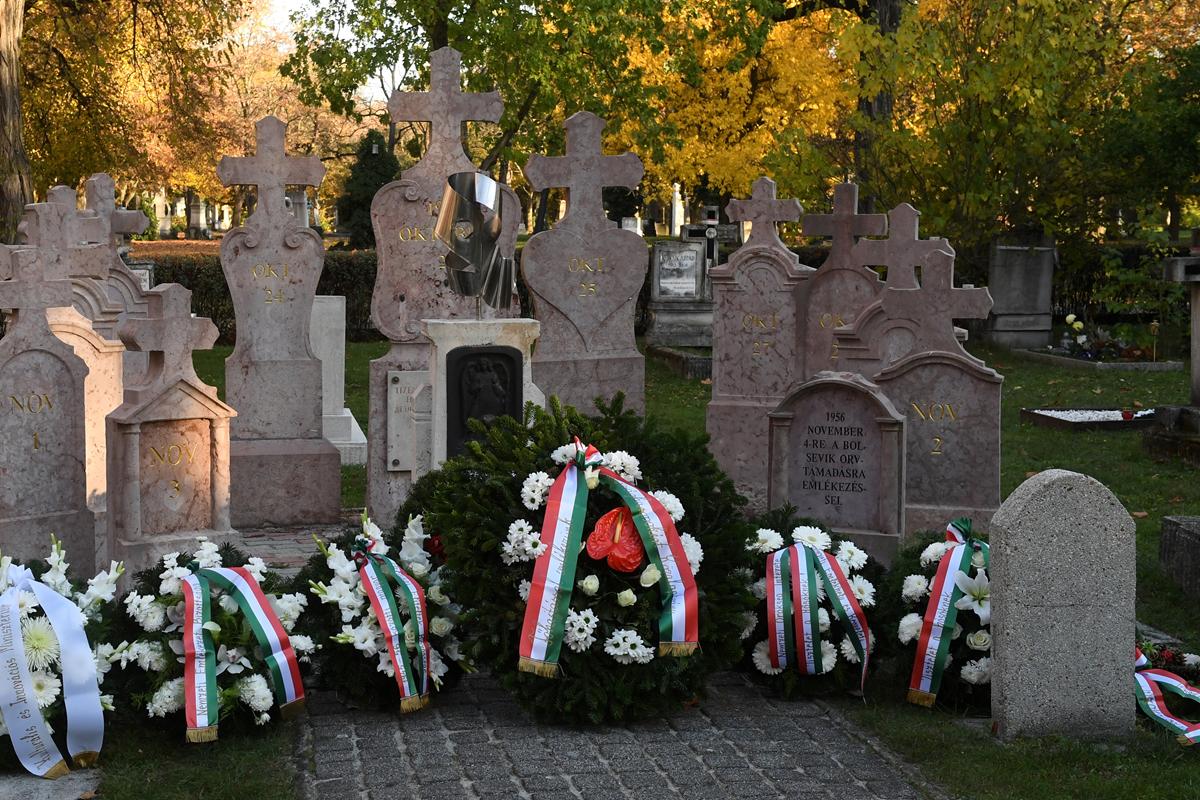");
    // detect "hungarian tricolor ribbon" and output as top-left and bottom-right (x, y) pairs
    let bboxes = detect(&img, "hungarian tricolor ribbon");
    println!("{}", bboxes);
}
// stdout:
(0, 565), (104, 778)
(519, 439), (699, 677)
(182, 565), (305, 742)
(1134, 649), (1200, 746)
(351, 539), (432, 712)
(764, 543), (871, 689)
(908, 518), (989, 707)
